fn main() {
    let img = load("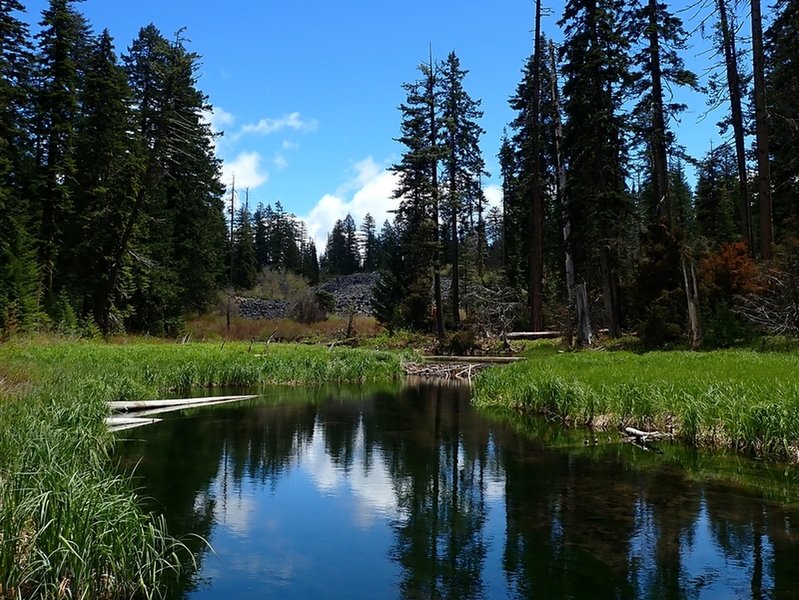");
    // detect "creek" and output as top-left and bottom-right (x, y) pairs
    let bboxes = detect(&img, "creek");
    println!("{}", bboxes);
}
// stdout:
(115, 381), (799, 599)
